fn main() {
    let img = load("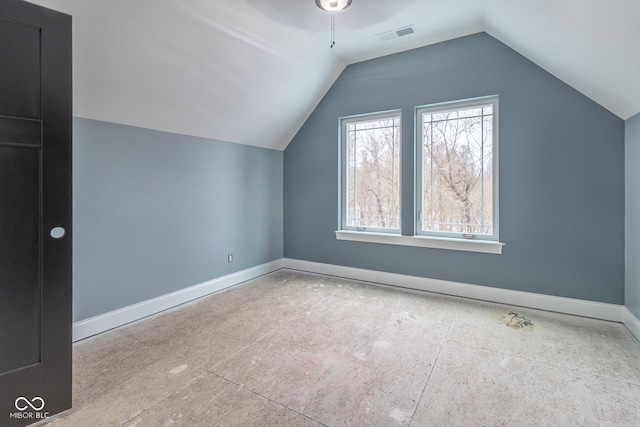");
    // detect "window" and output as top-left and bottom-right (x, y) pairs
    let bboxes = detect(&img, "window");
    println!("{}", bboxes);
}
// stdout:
(416, 96), (498, 240)
(340, 111), (401, 232)
(336, 97), (503, 254)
